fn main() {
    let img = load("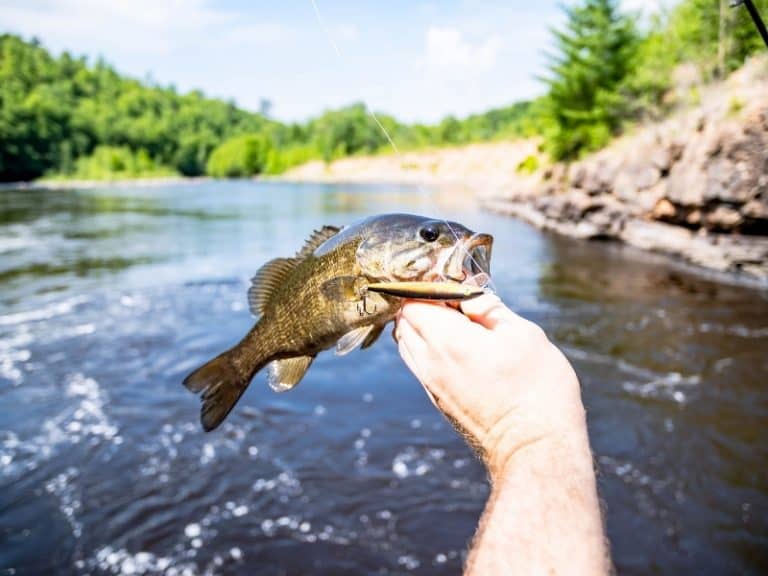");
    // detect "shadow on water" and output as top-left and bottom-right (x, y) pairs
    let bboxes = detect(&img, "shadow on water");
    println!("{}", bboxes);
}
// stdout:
(536, 233), (768, 575)
(0, 187), (243, 226)
(0, 181), (765, 575)
(0, 256), (158, 284)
